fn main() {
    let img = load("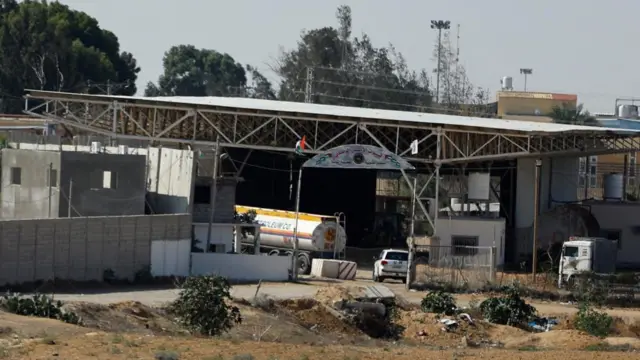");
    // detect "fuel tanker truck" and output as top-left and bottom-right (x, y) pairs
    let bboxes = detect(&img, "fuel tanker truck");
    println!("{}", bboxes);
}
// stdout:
(235, 205), (347, 274)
